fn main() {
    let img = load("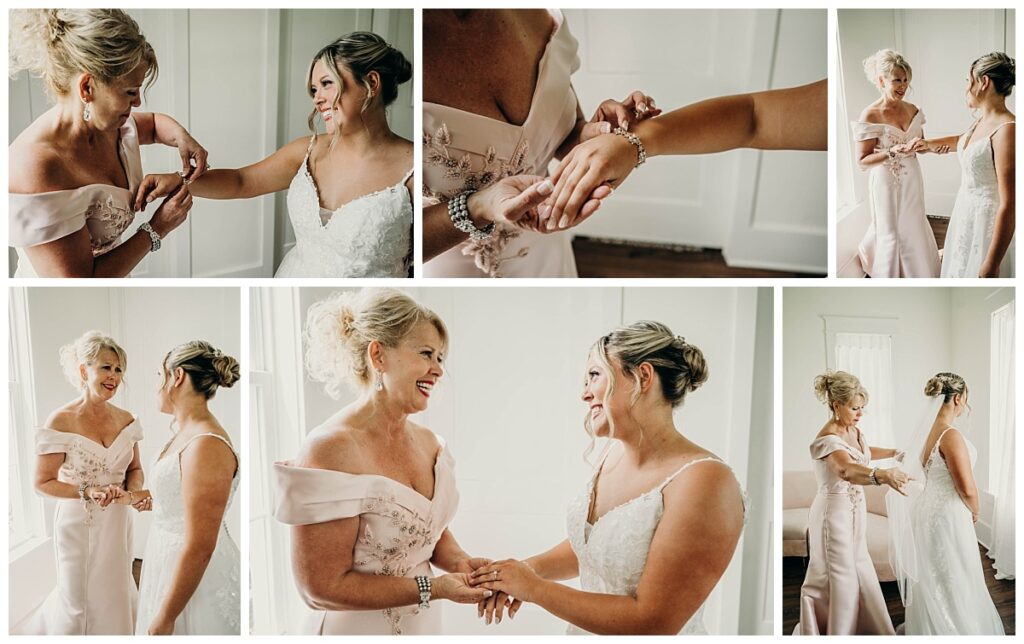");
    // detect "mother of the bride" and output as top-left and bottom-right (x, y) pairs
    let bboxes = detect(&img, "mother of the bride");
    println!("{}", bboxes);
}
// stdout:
(9, 9), (204, 277)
